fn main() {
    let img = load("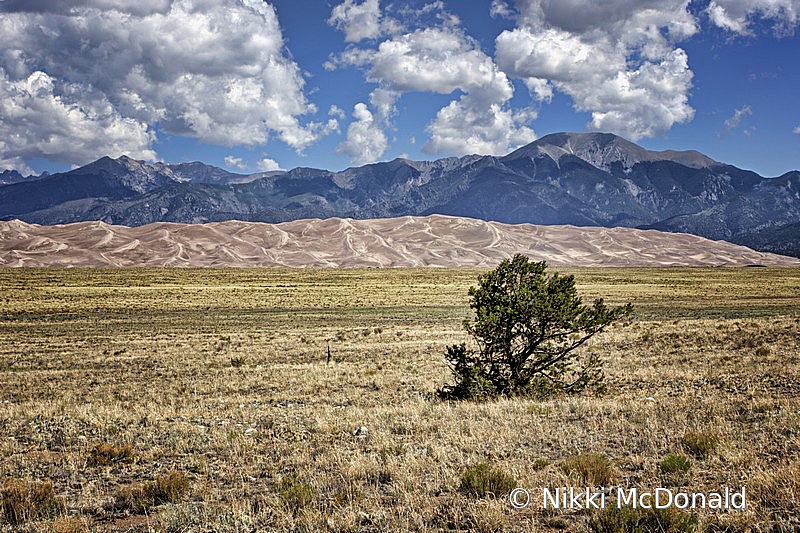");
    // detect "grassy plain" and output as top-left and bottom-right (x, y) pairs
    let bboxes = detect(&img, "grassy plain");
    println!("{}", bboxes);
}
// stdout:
(0, 267), (799, 532)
